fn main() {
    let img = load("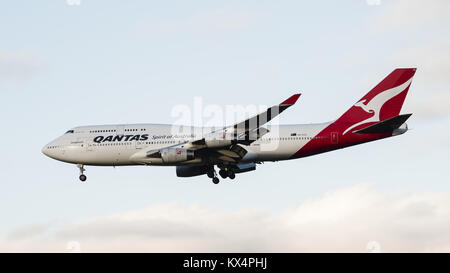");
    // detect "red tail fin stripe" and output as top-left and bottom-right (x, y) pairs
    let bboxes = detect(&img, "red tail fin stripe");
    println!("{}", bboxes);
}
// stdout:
(290, 68), (416, 159)
(342, 76), (413, 135)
